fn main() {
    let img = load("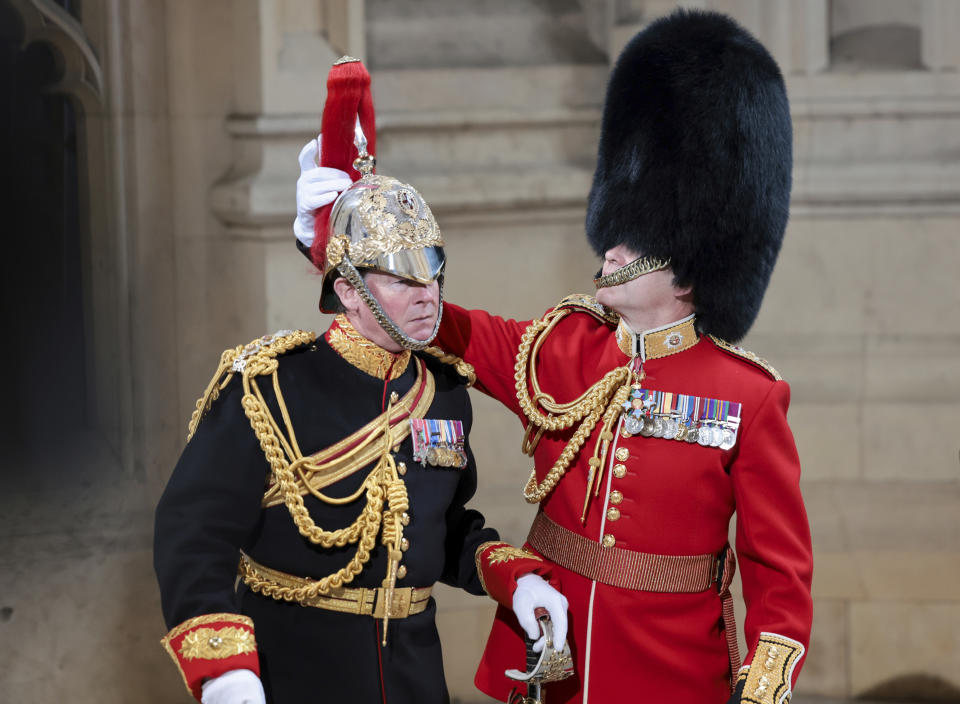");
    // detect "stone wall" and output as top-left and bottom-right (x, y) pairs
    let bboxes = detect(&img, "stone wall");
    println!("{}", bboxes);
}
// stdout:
(1, 1), (958, 702)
